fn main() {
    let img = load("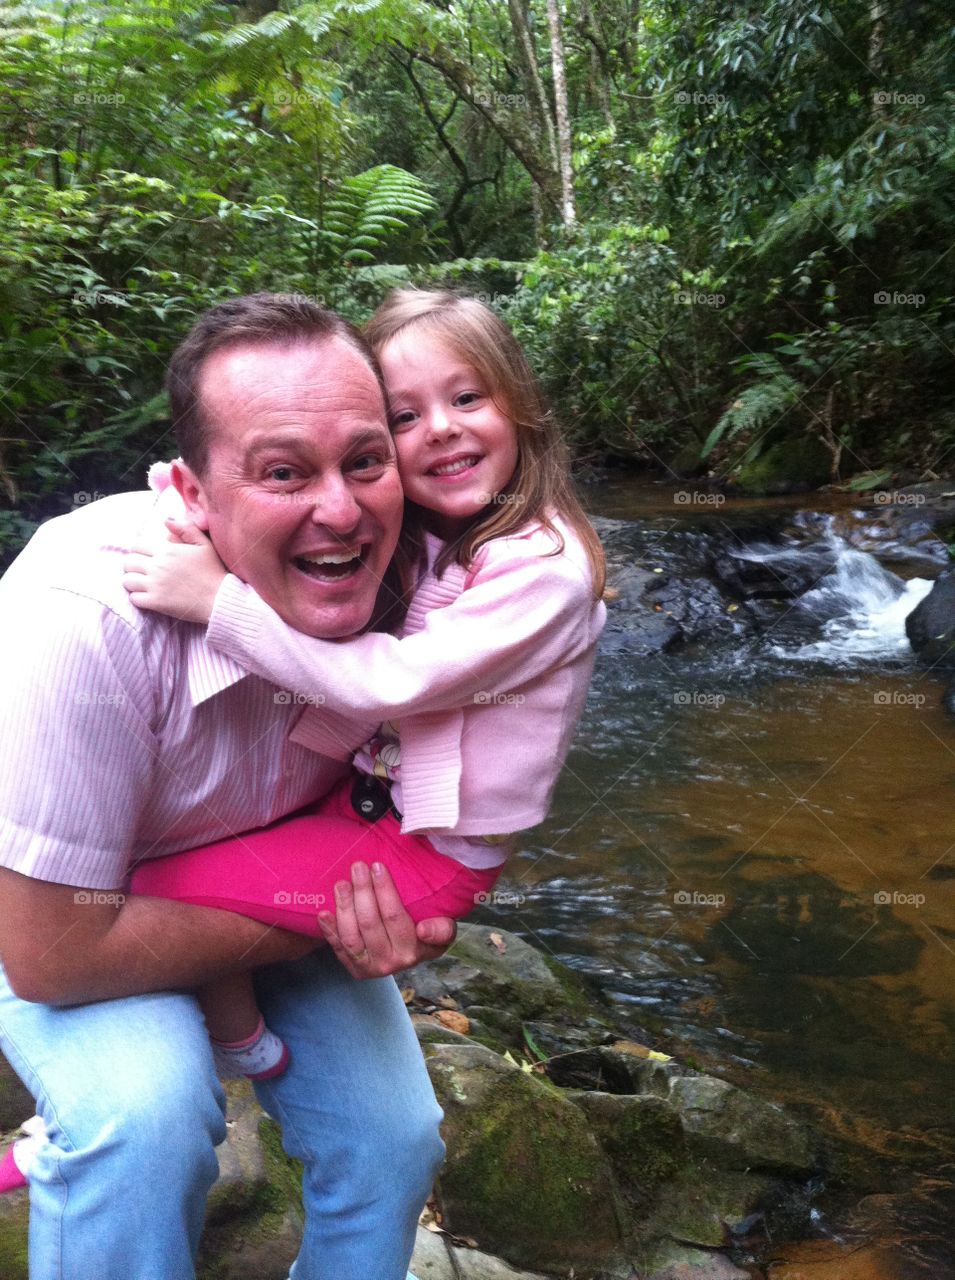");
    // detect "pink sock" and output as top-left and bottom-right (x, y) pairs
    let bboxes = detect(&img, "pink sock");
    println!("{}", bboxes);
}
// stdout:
(0, 1130), (44, 1194)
